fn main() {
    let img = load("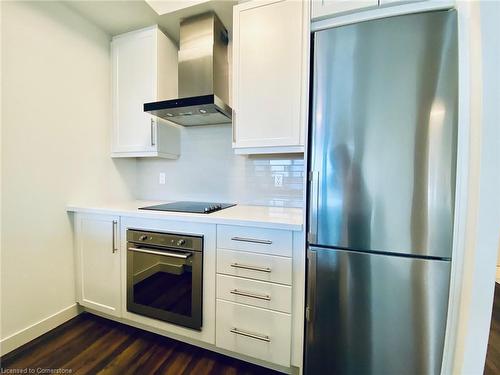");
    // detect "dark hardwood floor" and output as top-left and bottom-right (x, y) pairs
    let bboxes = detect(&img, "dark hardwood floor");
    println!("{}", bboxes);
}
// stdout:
(485, 282), (500, 375)
(0, 313), (280, 375)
